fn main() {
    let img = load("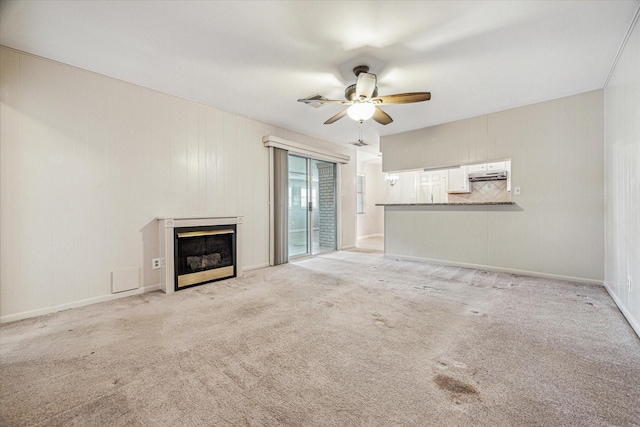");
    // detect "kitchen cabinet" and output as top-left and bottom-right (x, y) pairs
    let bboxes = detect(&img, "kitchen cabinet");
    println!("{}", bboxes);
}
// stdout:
(468, 161), (507, 172)
(446, 166), (471, 193)
(468, 163), (487, 172)
(487, 161), (507, 171)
